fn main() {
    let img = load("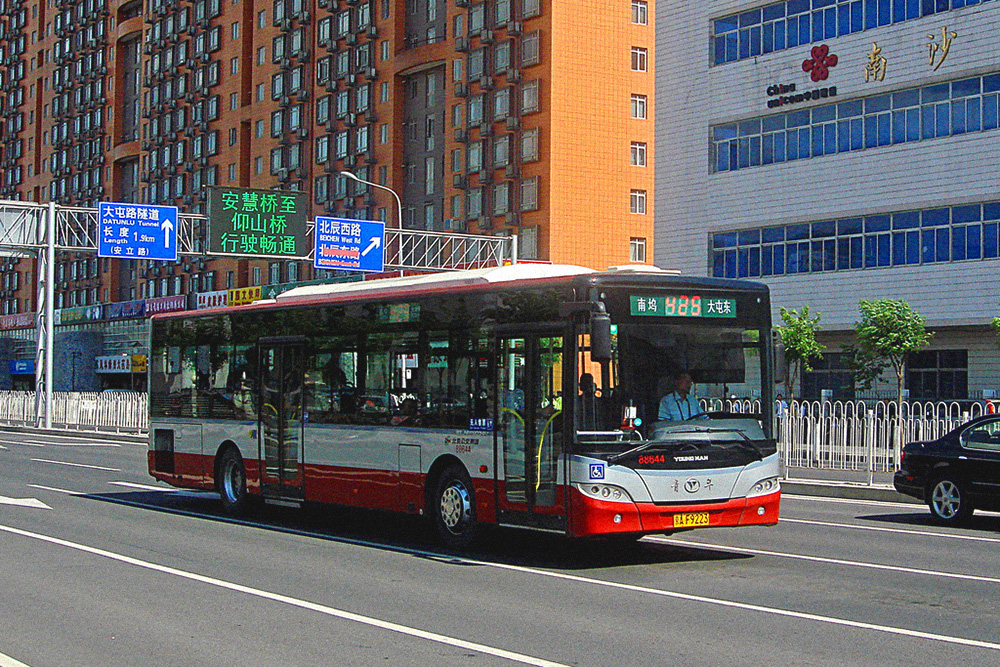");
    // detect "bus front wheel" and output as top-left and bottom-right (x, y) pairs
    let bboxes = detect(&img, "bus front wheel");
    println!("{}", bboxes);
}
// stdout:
(434, 465), (478, 548)
(217, 448), (249, 516)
